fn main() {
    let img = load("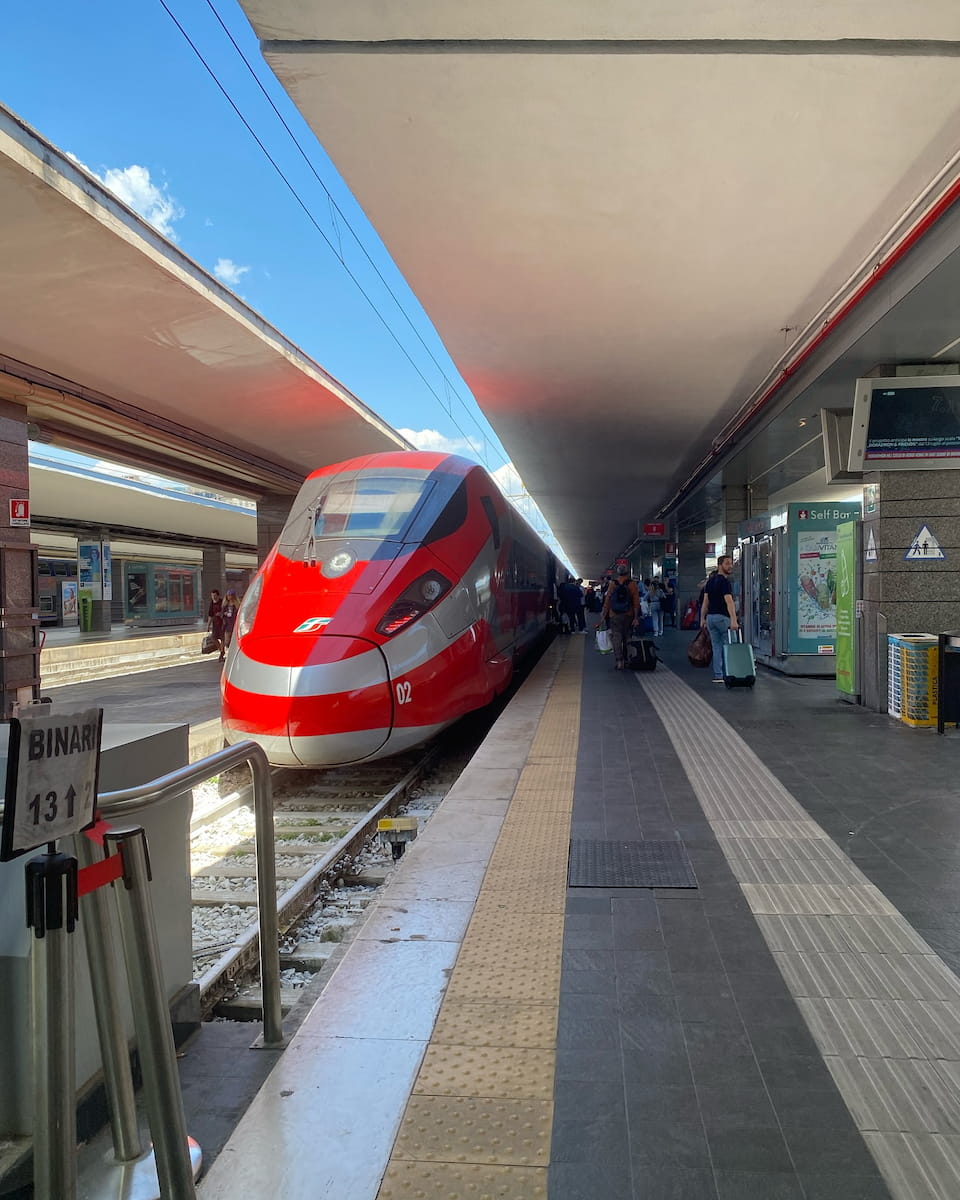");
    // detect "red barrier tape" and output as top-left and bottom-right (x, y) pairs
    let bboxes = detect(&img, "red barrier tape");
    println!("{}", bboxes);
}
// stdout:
(78, 852), (123, 896)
